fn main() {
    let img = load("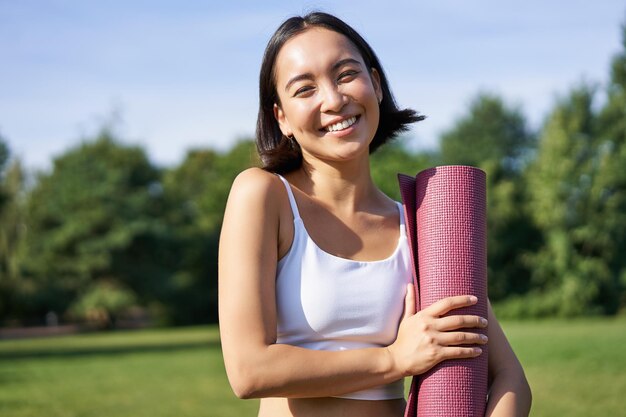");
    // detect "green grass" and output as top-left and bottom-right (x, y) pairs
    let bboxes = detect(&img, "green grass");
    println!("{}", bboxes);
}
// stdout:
(0, 326), (258, 417)
(501, 318), (626, 416)
(0, 319), (624, 416)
